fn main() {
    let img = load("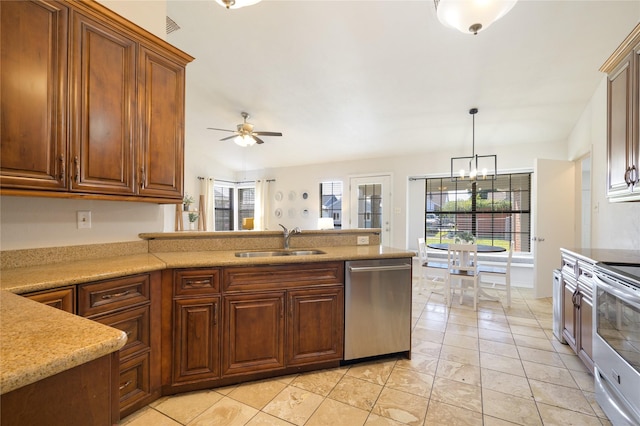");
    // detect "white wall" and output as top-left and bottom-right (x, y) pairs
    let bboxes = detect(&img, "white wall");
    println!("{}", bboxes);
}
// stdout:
(568, 78), (640, 250)
(233, 139), (567, 251)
